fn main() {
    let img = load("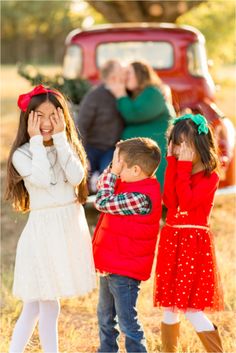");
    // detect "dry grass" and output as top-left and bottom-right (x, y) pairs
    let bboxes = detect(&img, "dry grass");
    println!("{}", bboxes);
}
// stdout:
(211, 65), (236, 125)
(1, 66), (236, 352)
